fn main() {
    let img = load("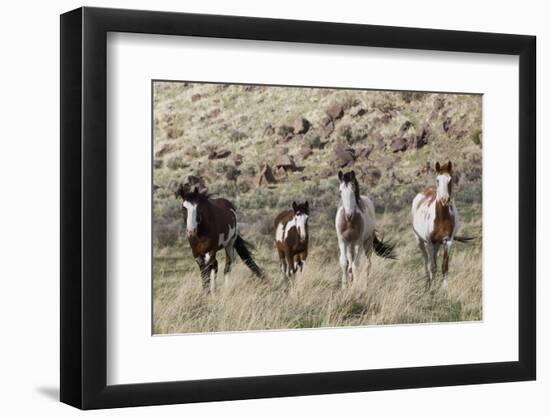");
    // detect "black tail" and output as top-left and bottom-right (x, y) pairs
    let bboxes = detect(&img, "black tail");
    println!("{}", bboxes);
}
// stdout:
(454, 235), (475, 243)
(373, 233), (397, 260)
(234, 235), (265, 278)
